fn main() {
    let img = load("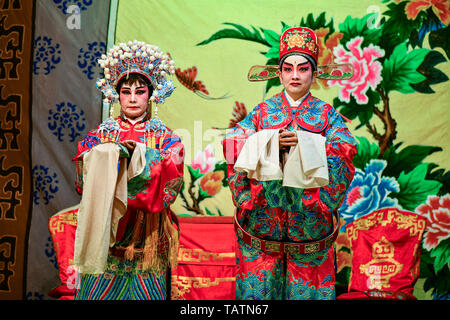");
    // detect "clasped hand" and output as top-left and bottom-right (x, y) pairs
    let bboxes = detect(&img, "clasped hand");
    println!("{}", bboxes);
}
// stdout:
(279, 129), (298, 152)
(120, 140), (137, 152)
